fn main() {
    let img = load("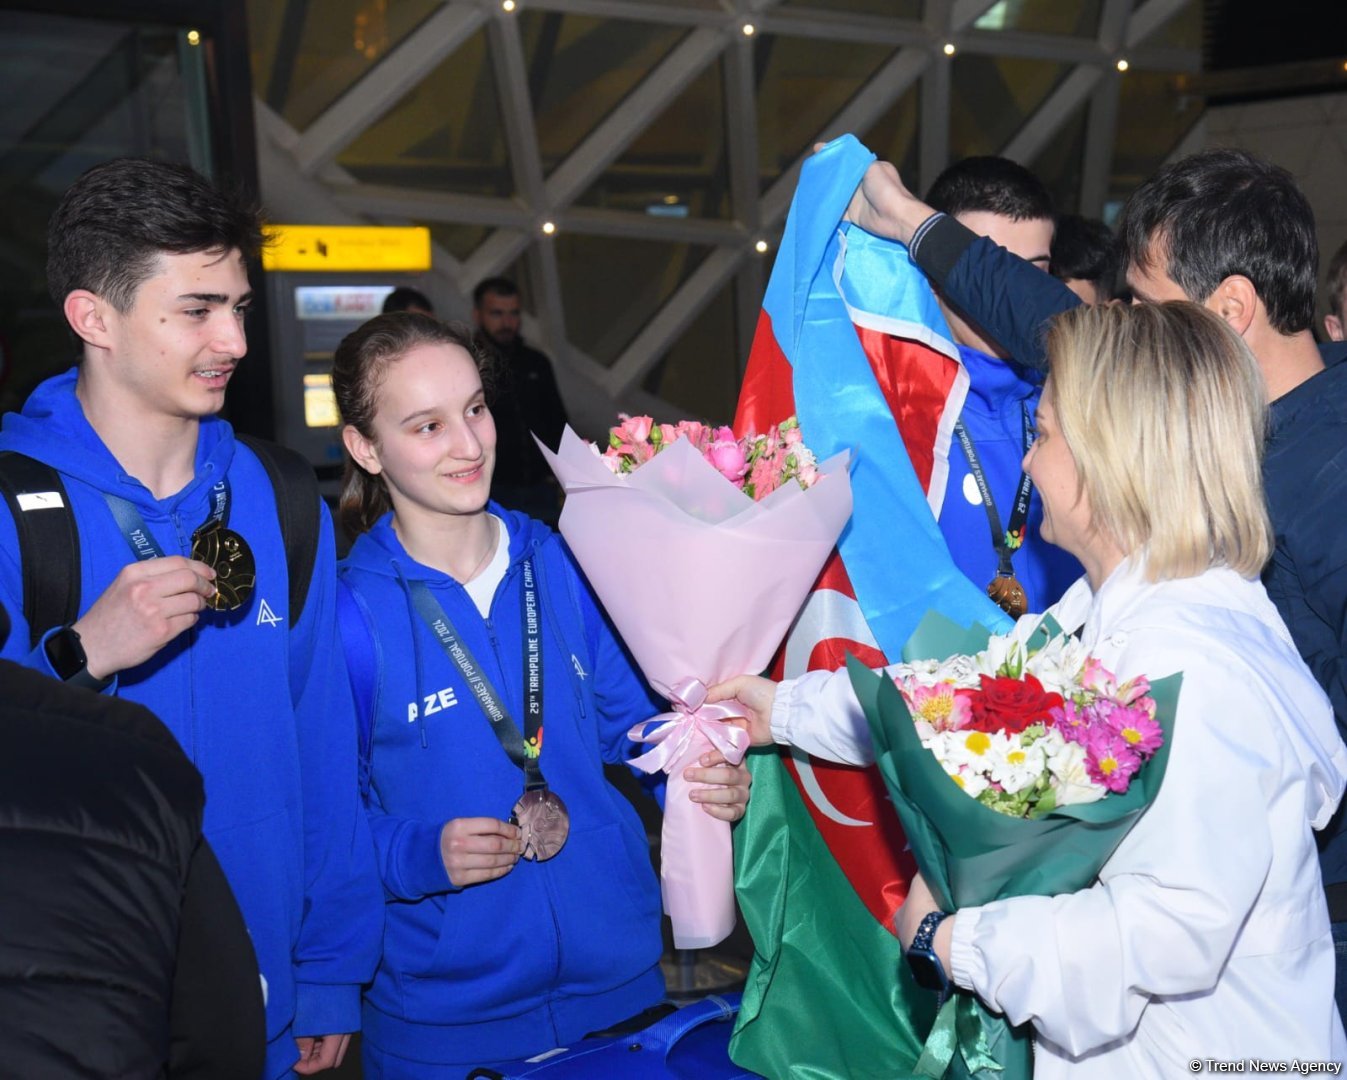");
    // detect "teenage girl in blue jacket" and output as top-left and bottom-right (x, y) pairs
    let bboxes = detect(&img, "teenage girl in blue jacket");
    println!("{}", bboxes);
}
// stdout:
(331, 313), (750, 1077)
